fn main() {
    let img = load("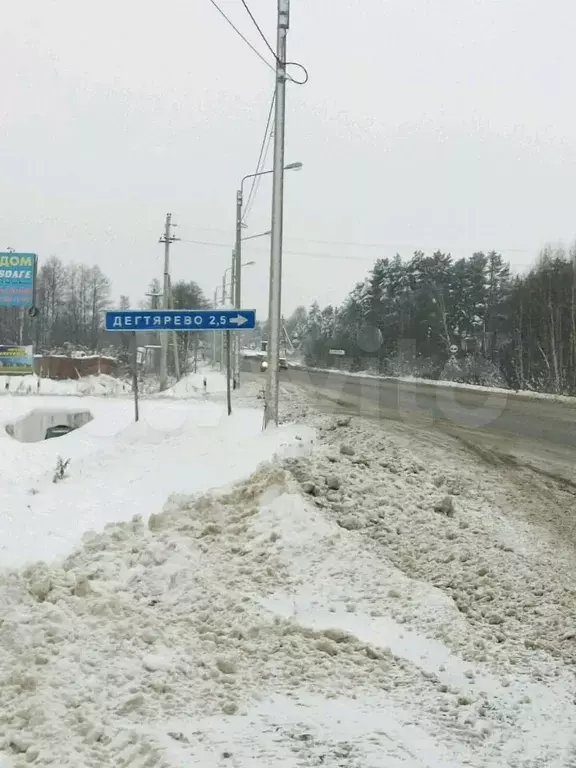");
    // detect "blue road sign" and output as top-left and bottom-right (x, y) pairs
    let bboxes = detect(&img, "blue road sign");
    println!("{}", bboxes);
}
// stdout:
(105, 309), (256, 332)
(0, 253), (37, 308)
